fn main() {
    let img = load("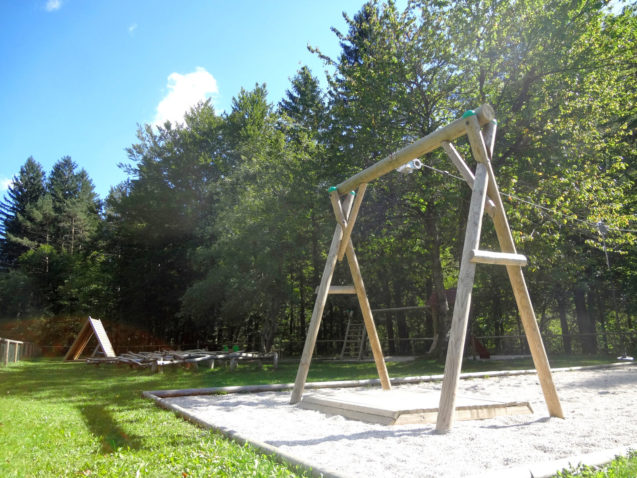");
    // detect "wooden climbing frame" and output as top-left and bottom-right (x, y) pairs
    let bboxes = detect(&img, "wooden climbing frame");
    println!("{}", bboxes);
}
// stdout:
(64, 317), (116, 361)
(289, 104), (564, 433)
